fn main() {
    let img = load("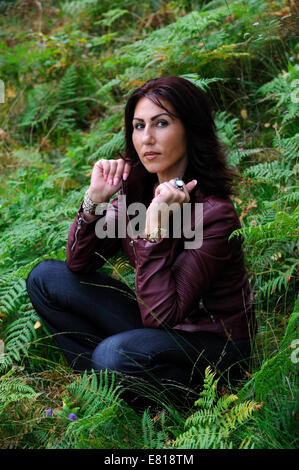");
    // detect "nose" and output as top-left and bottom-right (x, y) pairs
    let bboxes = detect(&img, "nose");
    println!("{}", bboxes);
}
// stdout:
(141, 125), (155, 145)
